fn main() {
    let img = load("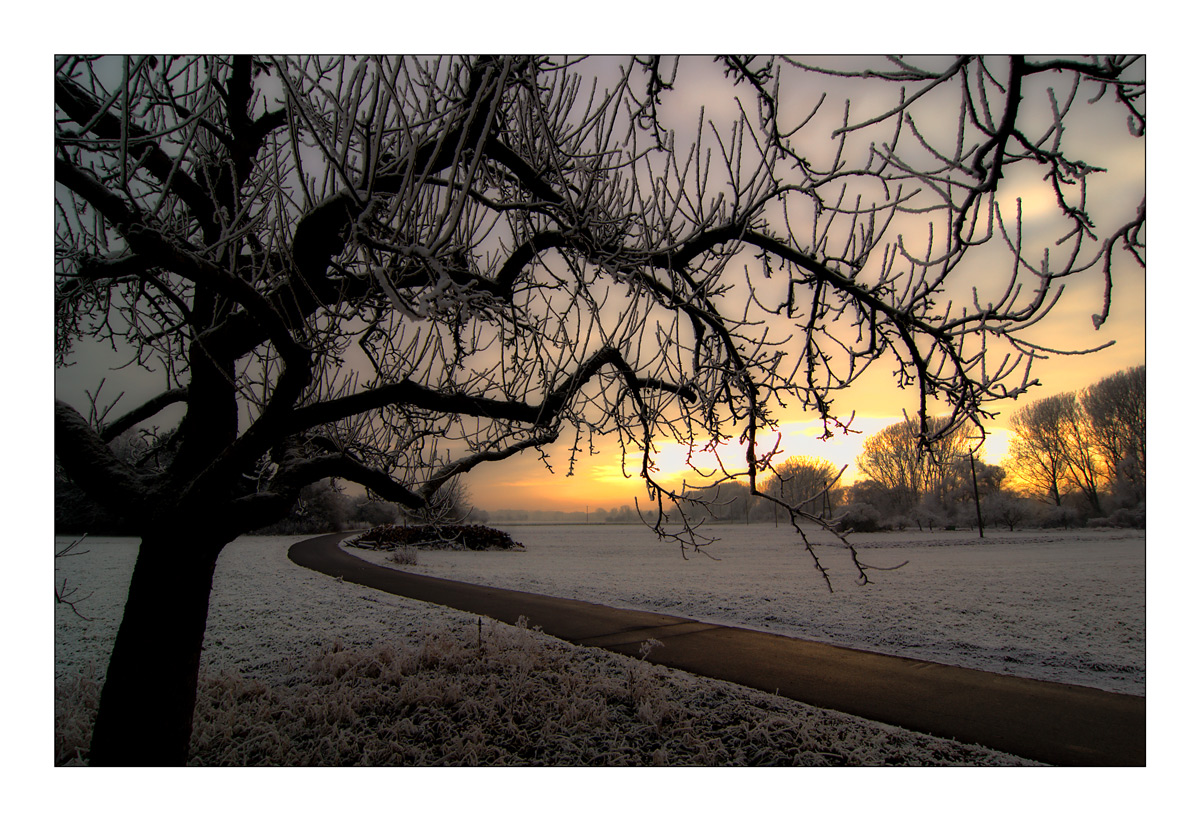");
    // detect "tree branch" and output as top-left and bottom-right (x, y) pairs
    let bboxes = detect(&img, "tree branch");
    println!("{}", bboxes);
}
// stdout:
(272, 454), (426, 509)
(55, 400), (148, 514)
(419, 428), (561, 498)
(54, 157), (140, 230)
(55, 75), (219, 238)
(100, 388), (189, 442)
(287, 346), (696, 438)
